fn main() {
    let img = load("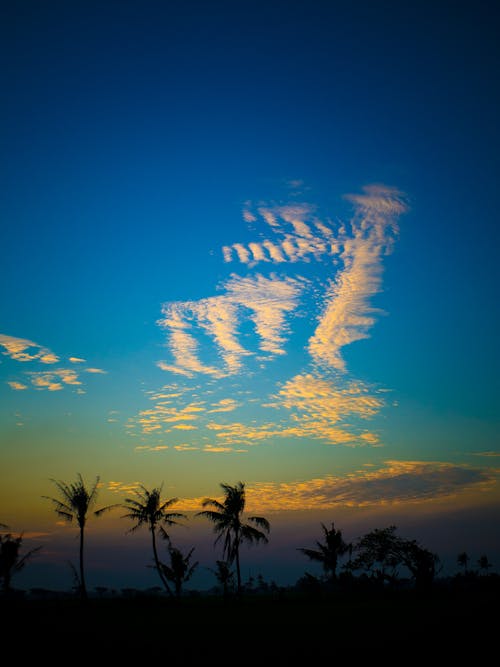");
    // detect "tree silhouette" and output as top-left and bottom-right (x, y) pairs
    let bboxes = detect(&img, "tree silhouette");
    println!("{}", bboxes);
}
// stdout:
(44, 474), (117, 600)
(0, 532), (41, 594)
(457, 552), (470, 575)
(352, 526), (403, 585)
(160, 544), (198, 599)
(211, 560), (235, 599)
(197, 482), (270, 595)
(122, 484), (186, 596)
(298, 522), (349, 583)
(477, 554), (492, 575)
(352, 526), (439, 590)
(398, 539), (440, 591)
